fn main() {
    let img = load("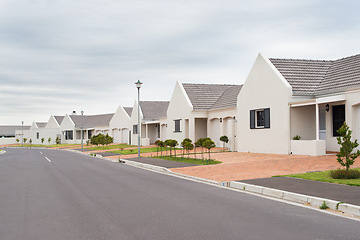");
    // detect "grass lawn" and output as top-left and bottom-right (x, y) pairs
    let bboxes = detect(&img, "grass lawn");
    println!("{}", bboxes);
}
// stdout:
(85, 144), (136, 150)
(110, 147), (171, 155)
(151, 155), (222, 165)
(275, 168), (360, 187)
